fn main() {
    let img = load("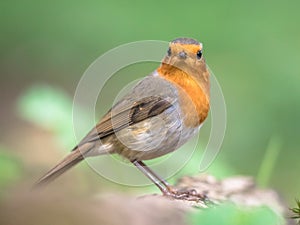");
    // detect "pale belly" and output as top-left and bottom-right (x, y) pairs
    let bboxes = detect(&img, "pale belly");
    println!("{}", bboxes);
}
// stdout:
(113, 106), (200, 161)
